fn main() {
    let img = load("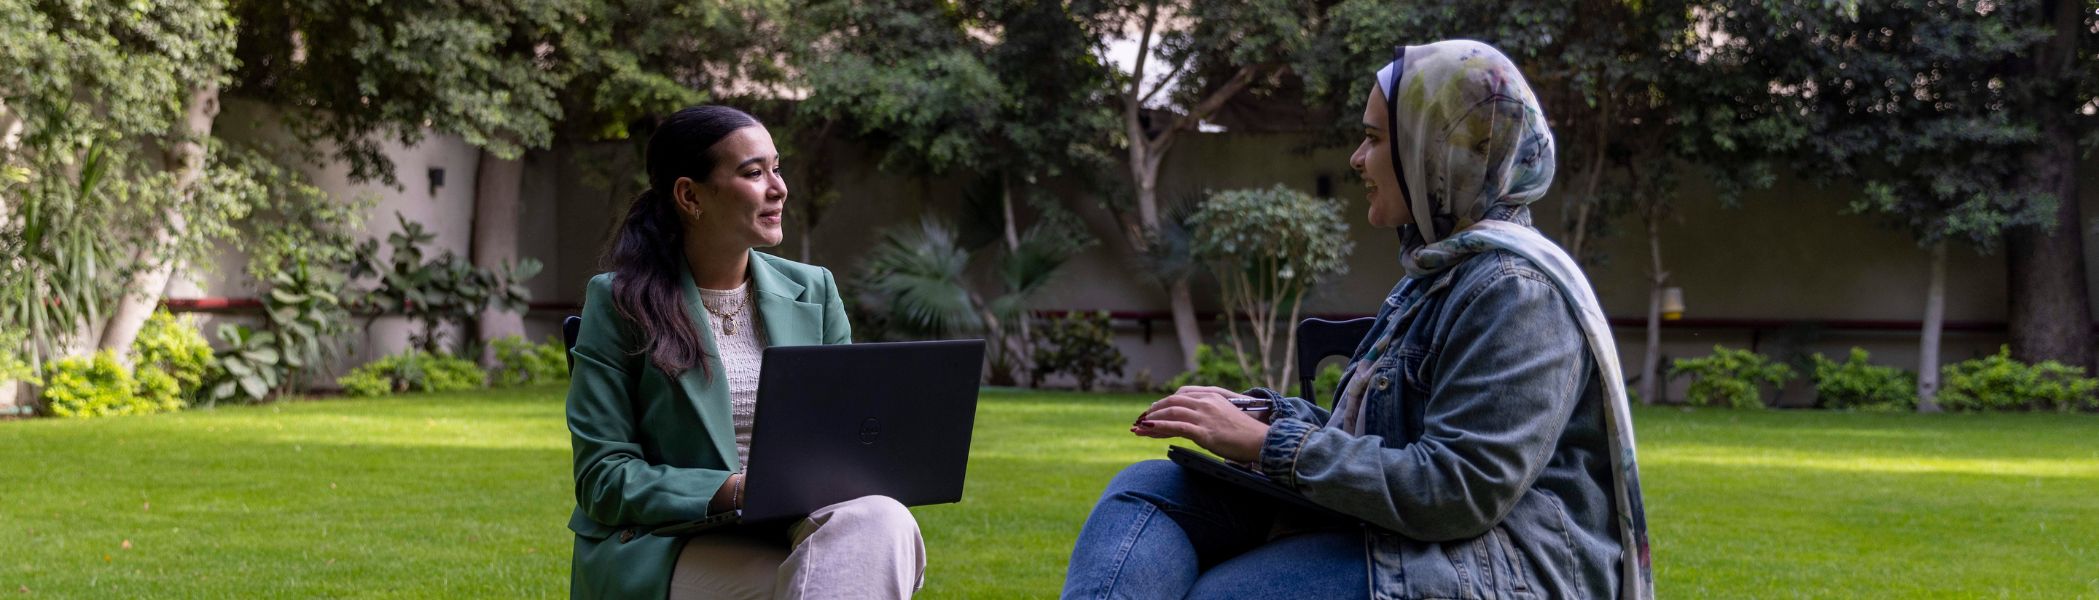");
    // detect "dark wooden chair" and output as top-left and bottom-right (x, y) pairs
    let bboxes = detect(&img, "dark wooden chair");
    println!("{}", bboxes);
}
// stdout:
(1293, 317), (1376, 407)
(562, 315), (582, 374)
